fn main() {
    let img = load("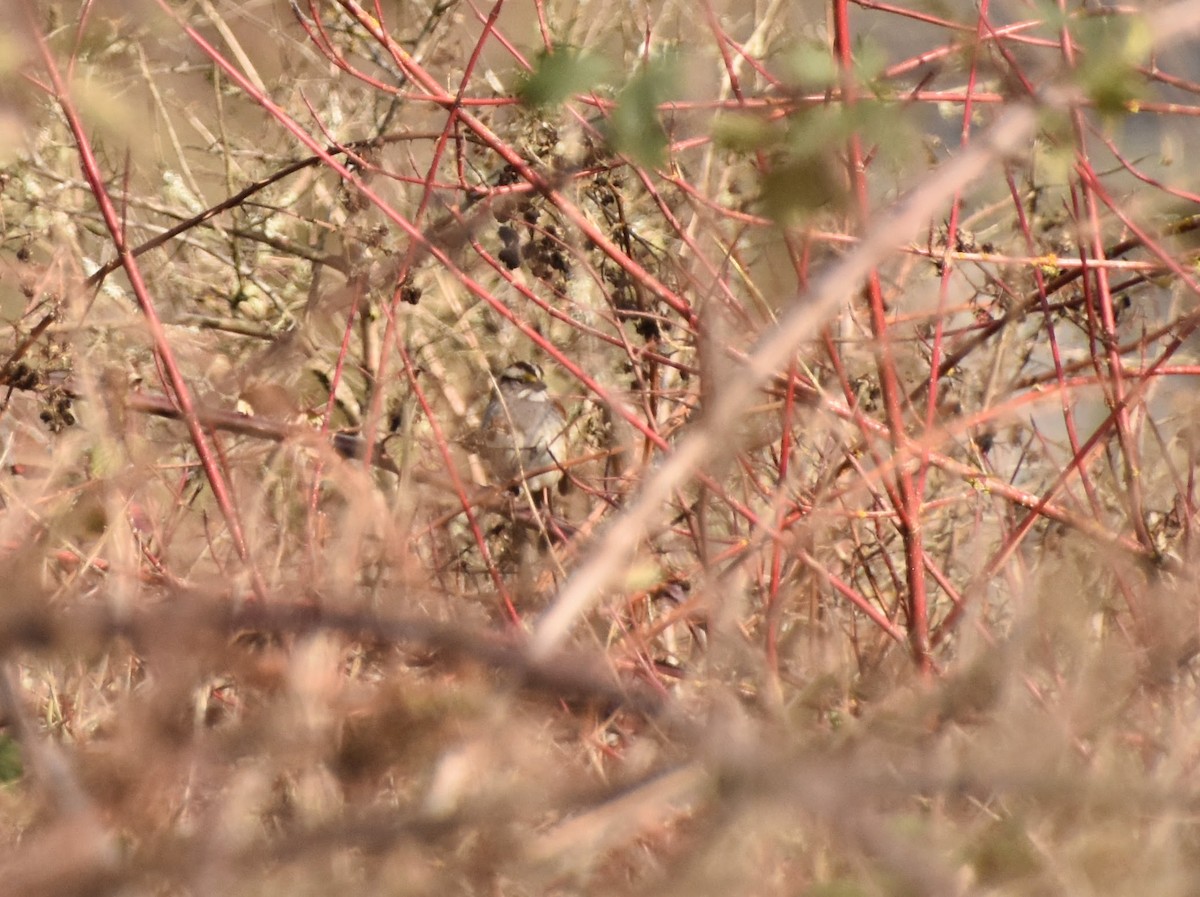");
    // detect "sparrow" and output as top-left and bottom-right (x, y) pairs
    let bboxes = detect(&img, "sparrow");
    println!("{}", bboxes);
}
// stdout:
(478, 361), (567, 495)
